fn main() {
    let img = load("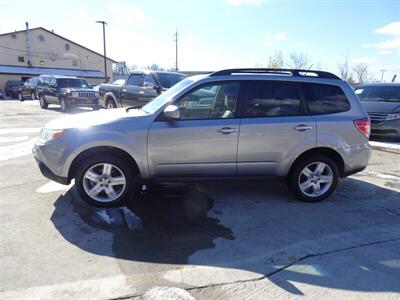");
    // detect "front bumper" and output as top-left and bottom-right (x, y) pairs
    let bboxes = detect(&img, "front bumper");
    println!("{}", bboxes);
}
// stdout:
(370, 119), (400, 138)
(67, 97), (99, 107)
(35, 157), (70, 184)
